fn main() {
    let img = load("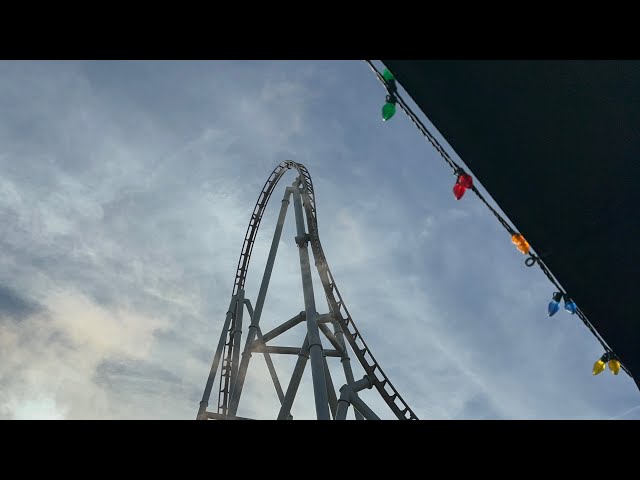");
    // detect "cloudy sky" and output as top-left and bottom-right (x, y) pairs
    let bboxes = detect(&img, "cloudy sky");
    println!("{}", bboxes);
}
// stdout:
(0, 60), (638, 420)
